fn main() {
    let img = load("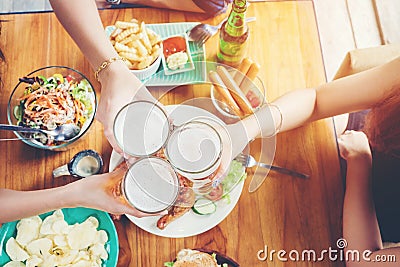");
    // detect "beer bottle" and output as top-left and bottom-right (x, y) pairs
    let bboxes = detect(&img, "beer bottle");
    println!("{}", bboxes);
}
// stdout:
(217, 0), (249, 67)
